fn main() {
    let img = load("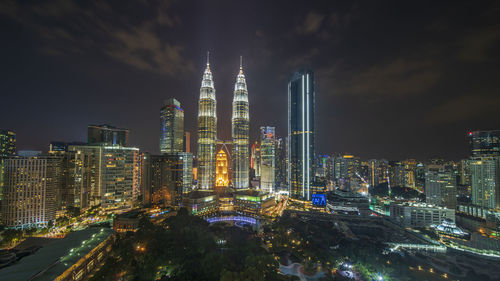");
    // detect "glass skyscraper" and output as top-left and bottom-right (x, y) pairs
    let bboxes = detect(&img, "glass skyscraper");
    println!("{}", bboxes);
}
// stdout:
(232, 58), (250, 189)
(288, 69), (315, 200)
(260, 126), (276, 193)
(160, 98), (184, 154)
(197, 55), (217, 190)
